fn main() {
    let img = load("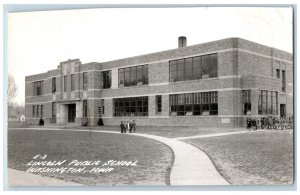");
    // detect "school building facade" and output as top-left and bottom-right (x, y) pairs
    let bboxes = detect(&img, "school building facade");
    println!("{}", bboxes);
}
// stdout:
(25, 37), (293, 127)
